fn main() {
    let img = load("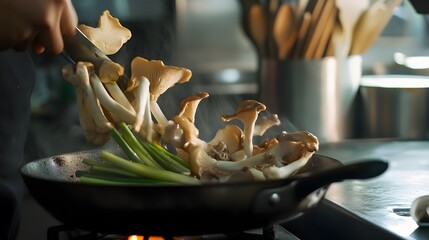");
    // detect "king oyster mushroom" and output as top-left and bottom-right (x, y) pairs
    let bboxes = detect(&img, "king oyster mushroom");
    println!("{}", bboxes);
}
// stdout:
(88, 63), (136, 125)
(127, 57), (192, 128)
(98, 60), (135, 114)
(62, 62), (113, 145)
